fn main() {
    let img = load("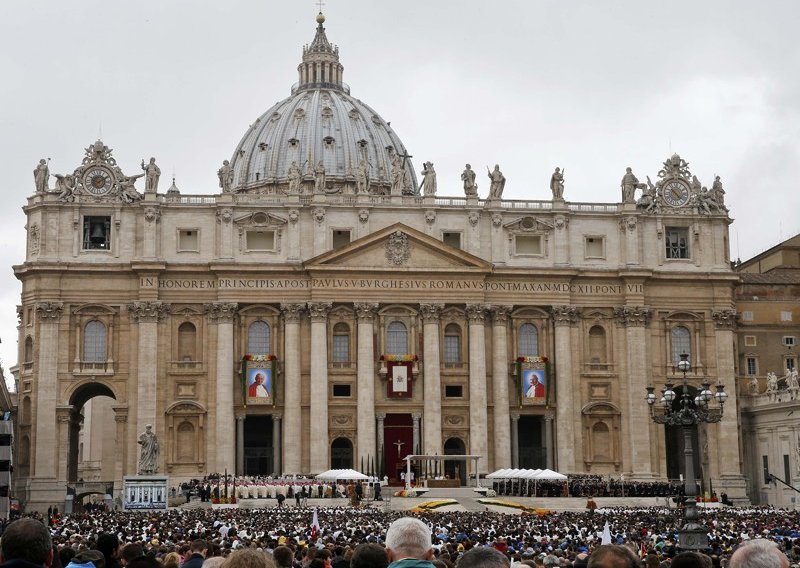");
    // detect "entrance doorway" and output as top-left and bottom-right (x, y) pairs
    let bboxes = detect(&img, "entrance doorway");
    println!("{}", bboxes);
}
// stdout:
(243, 416), (273, 475)
(444, 438), (467, 485)
(331, 438), (353, 469)
(68, 383), (117, 484)
(384, 414), (413, 483)
(518, 416), (546, 468)
(664, 386), (701, 482)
